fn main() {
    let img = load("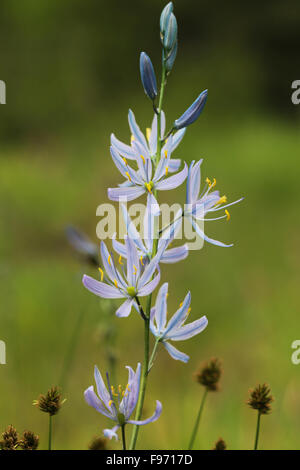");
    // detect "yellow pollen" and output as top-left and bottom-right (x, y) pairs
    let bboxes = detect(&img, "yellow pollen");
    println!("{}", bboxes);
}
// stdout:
(140, 154), (145, 164)
(108, 255), (111, 266)
(212, 178), (217, 188)
(122, 391), (125, 397)
(126, 384), (131, 391)
(118, 384), (122, 394)
(108, 400), (113, 407)
(114, 279), (118, 288)
(165, 166), (169, 176)
(164, 150), (168, 159)
(225, 209), (230, 221)
(146, 128), (151, 141)
(111, 386), (118, 397)
(125, 171), (131, 182)
(205, 177), (212, 186)
(179, 301), (183, 307)
(216, 195), (227, 205)
(131, 135), (135, 143)
(133, 265), (137, 275)
(187, 307), (191, 315)
(118, 255), (123, 265)
(122, 157), (128, 165)
(98, 268), (104, 281)
(140, 256), (144, 266)
(145, 183), (152, 194)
